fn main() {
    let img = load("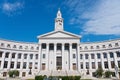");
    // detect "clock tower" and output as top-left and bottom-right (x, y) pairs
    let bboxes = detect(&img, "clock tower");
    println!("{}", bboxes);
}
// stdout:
(55, 9), (64, 31)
